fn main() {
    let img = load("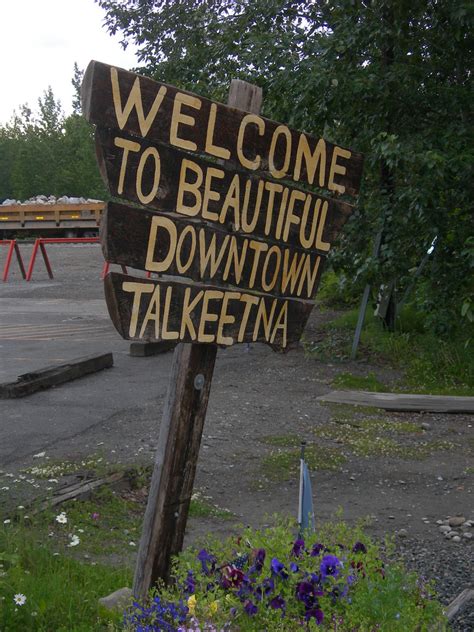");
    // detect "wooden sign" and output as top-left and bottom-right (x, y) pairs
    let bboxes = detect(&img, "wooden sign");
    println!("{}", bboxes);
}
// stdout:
(82, 61), (360, 350)
(82, 63), (364, 599)
(95, 127), (354, 251)
(83, 60), (364, 196)
(104, 271), (312, 349)
(101, 202), (325, 301)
